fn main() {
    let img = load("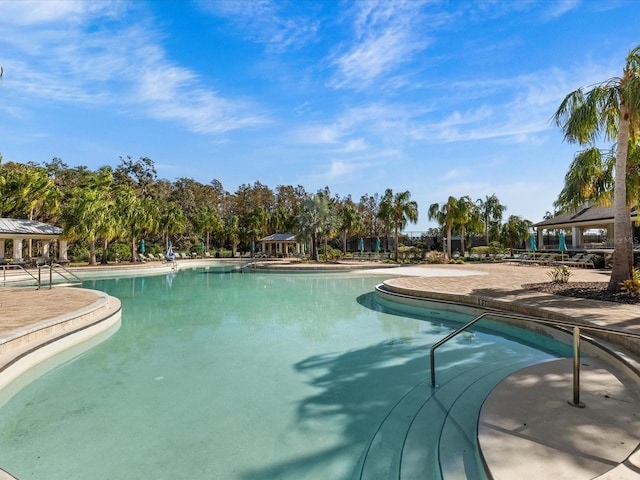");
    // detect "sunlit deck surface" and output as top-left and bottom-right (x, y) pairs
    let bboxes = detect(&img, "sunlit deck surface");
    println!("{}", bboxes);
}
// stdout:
(1, 261), (639, 480)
